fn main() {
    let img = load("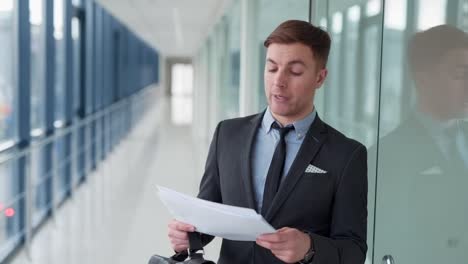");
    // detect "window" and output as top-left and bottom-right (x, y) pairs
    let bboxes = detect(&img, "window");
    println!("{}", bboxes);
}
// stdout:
(54, 0), (65, 122)
(171, 64), (193, 125)
(30, 0), (45, 133)
(256, 0), (310, 110)
(0, 0), (15, 143)
(221, 0), (241, 120)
